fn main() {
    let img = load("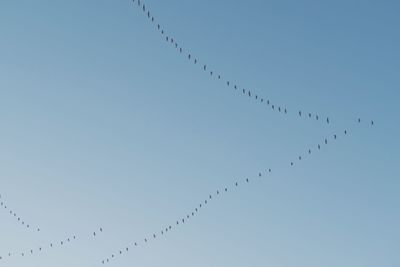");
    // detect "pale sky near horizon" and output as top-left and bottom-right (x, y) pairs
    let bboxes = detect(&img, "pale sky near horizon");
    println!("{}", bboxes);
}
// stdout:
(1, 0), (399, 266)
